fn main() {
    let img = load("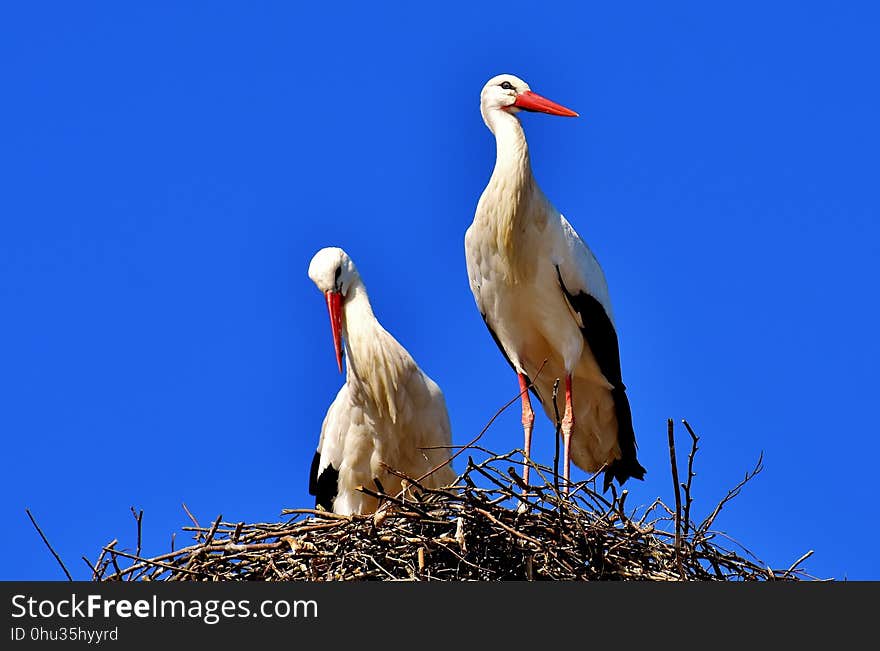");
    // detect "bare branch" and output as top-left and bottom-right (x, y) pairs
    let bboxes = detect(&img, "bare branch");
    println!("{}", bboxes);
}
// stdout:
(667, 419), (685, 579)
(130, 507), (143, 558)
(26, 508), (72, 581)
(681, 419), (700, 535)
(699, 452), (764, 534)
